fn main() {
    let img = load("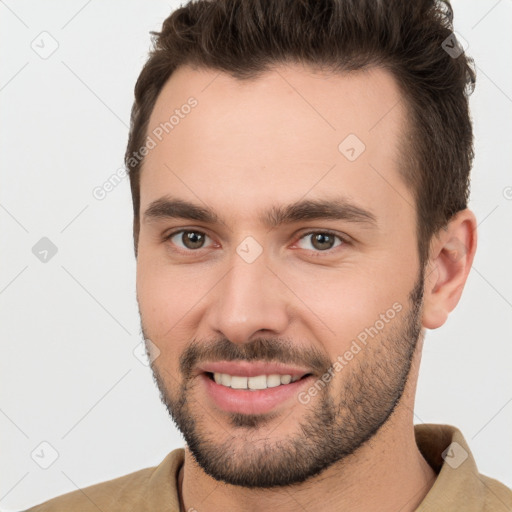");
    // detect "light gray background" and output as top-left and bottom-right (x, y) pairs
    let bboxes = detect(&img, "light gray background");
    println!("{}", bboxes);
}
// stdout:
(1, 1), (511, 510)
